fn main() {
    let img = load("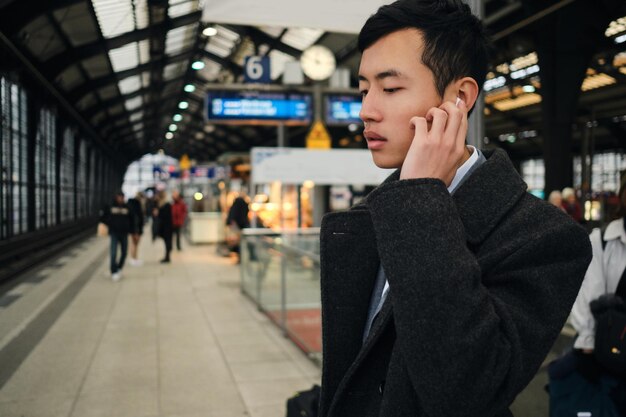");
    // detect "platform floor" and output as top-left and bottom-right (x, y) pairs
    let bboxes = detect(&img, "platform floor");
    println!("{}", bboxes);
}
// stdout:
(0, 234), (320, 417)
